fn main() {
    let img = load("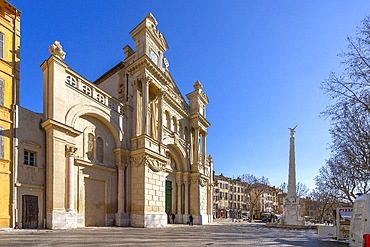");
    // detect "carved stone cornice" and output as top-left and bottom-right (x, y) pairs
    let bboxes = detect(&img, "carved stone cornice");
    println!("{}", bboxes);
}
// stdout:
(130, 154), (167, 172)
(42, 119), (82, 137)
